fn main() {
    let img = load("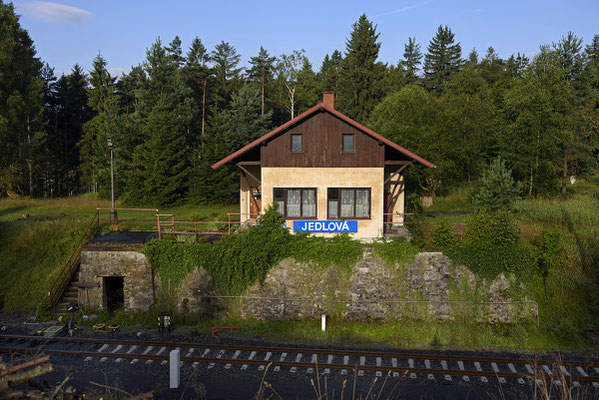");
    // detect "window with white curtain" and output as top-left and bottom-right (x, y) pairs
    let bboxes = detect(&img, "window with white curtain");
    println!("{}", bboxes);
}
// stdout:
(327, 188), (371, 219)
(273, 188), (317, 218)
